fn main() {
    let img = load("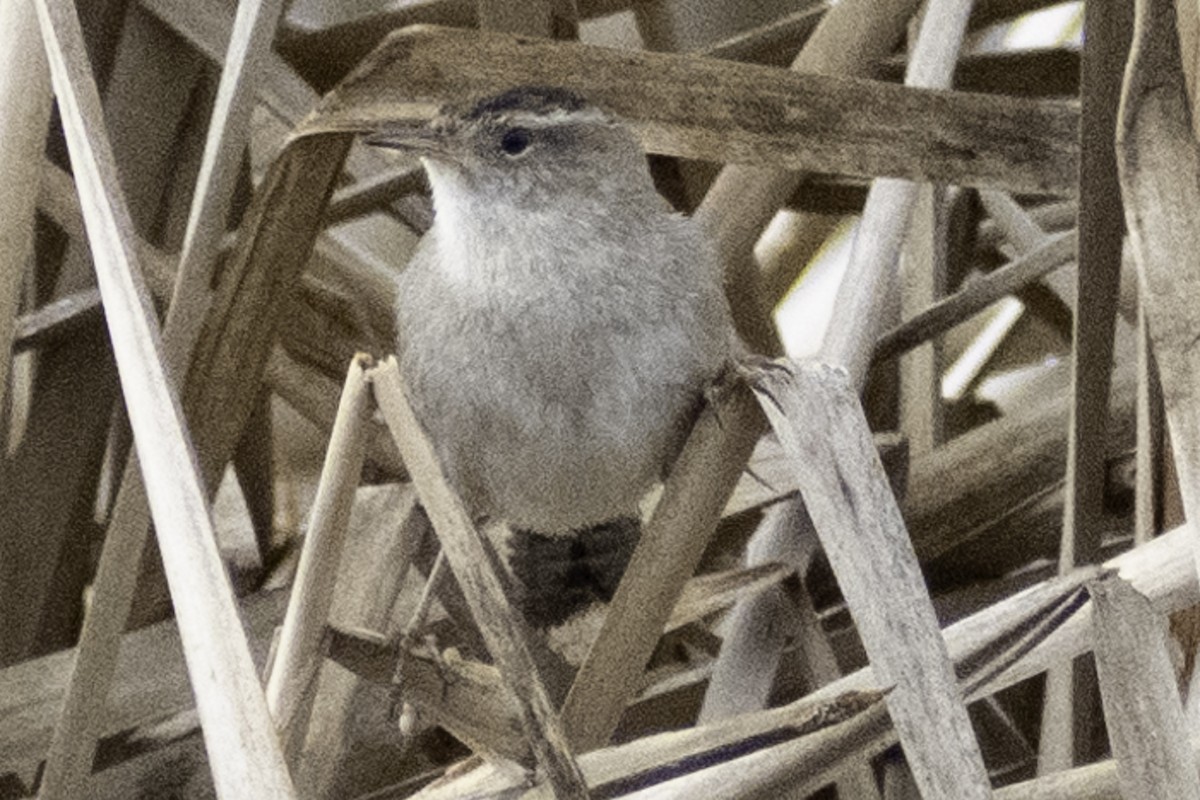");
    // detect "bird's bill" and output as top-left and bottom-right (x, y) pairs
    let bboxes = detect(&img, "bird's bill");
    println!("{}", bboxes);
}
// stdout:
(363, 124), (452, 158)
